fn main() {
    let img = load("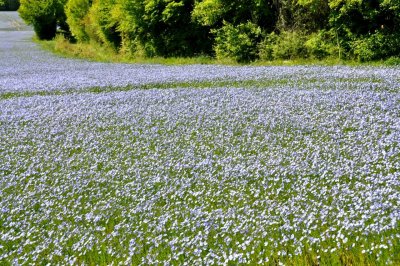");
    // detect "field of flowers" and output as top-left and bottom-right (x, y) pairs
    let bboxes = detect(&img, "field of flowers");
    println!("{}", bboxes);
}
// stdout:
(1, 12), (400, 265)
